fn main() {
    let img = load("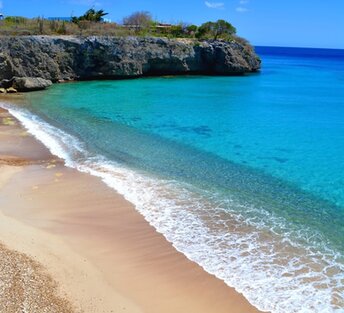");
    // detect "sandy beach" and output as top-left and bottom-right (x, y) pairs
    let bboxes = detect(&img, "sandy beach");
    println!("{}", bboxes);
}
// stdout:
(0, 104), (263, 312)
